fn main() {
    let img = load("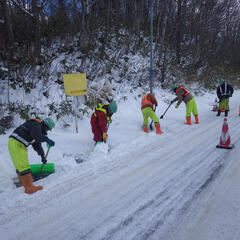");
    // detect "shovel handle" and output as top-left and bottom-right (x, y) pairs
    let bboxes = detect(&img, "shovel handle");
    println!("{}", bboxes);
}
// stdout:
(160, 102), (173, 119)
(149, 106), (156, 130)
(39, 164), (44, 173)
(103, 123), (110, 143)
(39, 148), (51, 174)
(45, 147), (50, 159)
